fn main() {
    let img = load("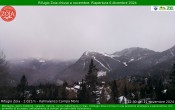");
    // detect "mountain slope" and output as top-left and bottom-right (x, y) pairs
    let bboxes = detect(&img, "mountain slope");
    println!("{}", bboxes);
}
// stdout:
(109, 45), (175, 79)
(58, 47), (160, 81)
(58, 51), (125, 81)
